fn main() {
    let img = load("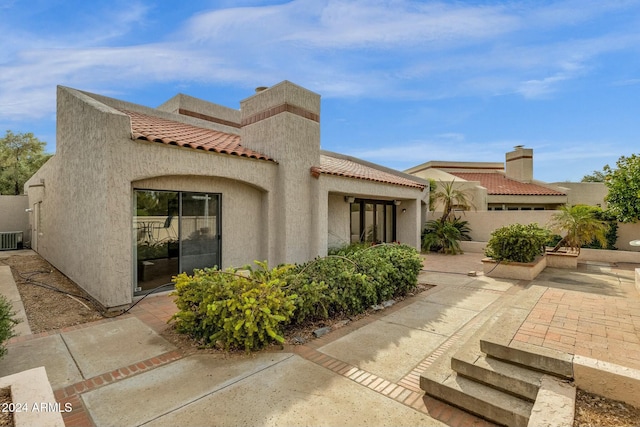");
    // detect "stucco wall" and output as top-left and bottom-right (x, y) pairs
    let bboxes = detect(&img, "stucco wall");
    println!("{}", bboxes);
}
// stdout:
(240, 82), (321, 265)
(327, 194), (350, 249)
(27, 87), (279, 308)
(552, 182), (608, 207)
(436, 211), (640, 253)
(430, 210), (557, 242)
(133, 175), (265, 268)
(320, 174), (427, 251)
(26, 83), (428, 308)
(0, 196), (29, 237)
